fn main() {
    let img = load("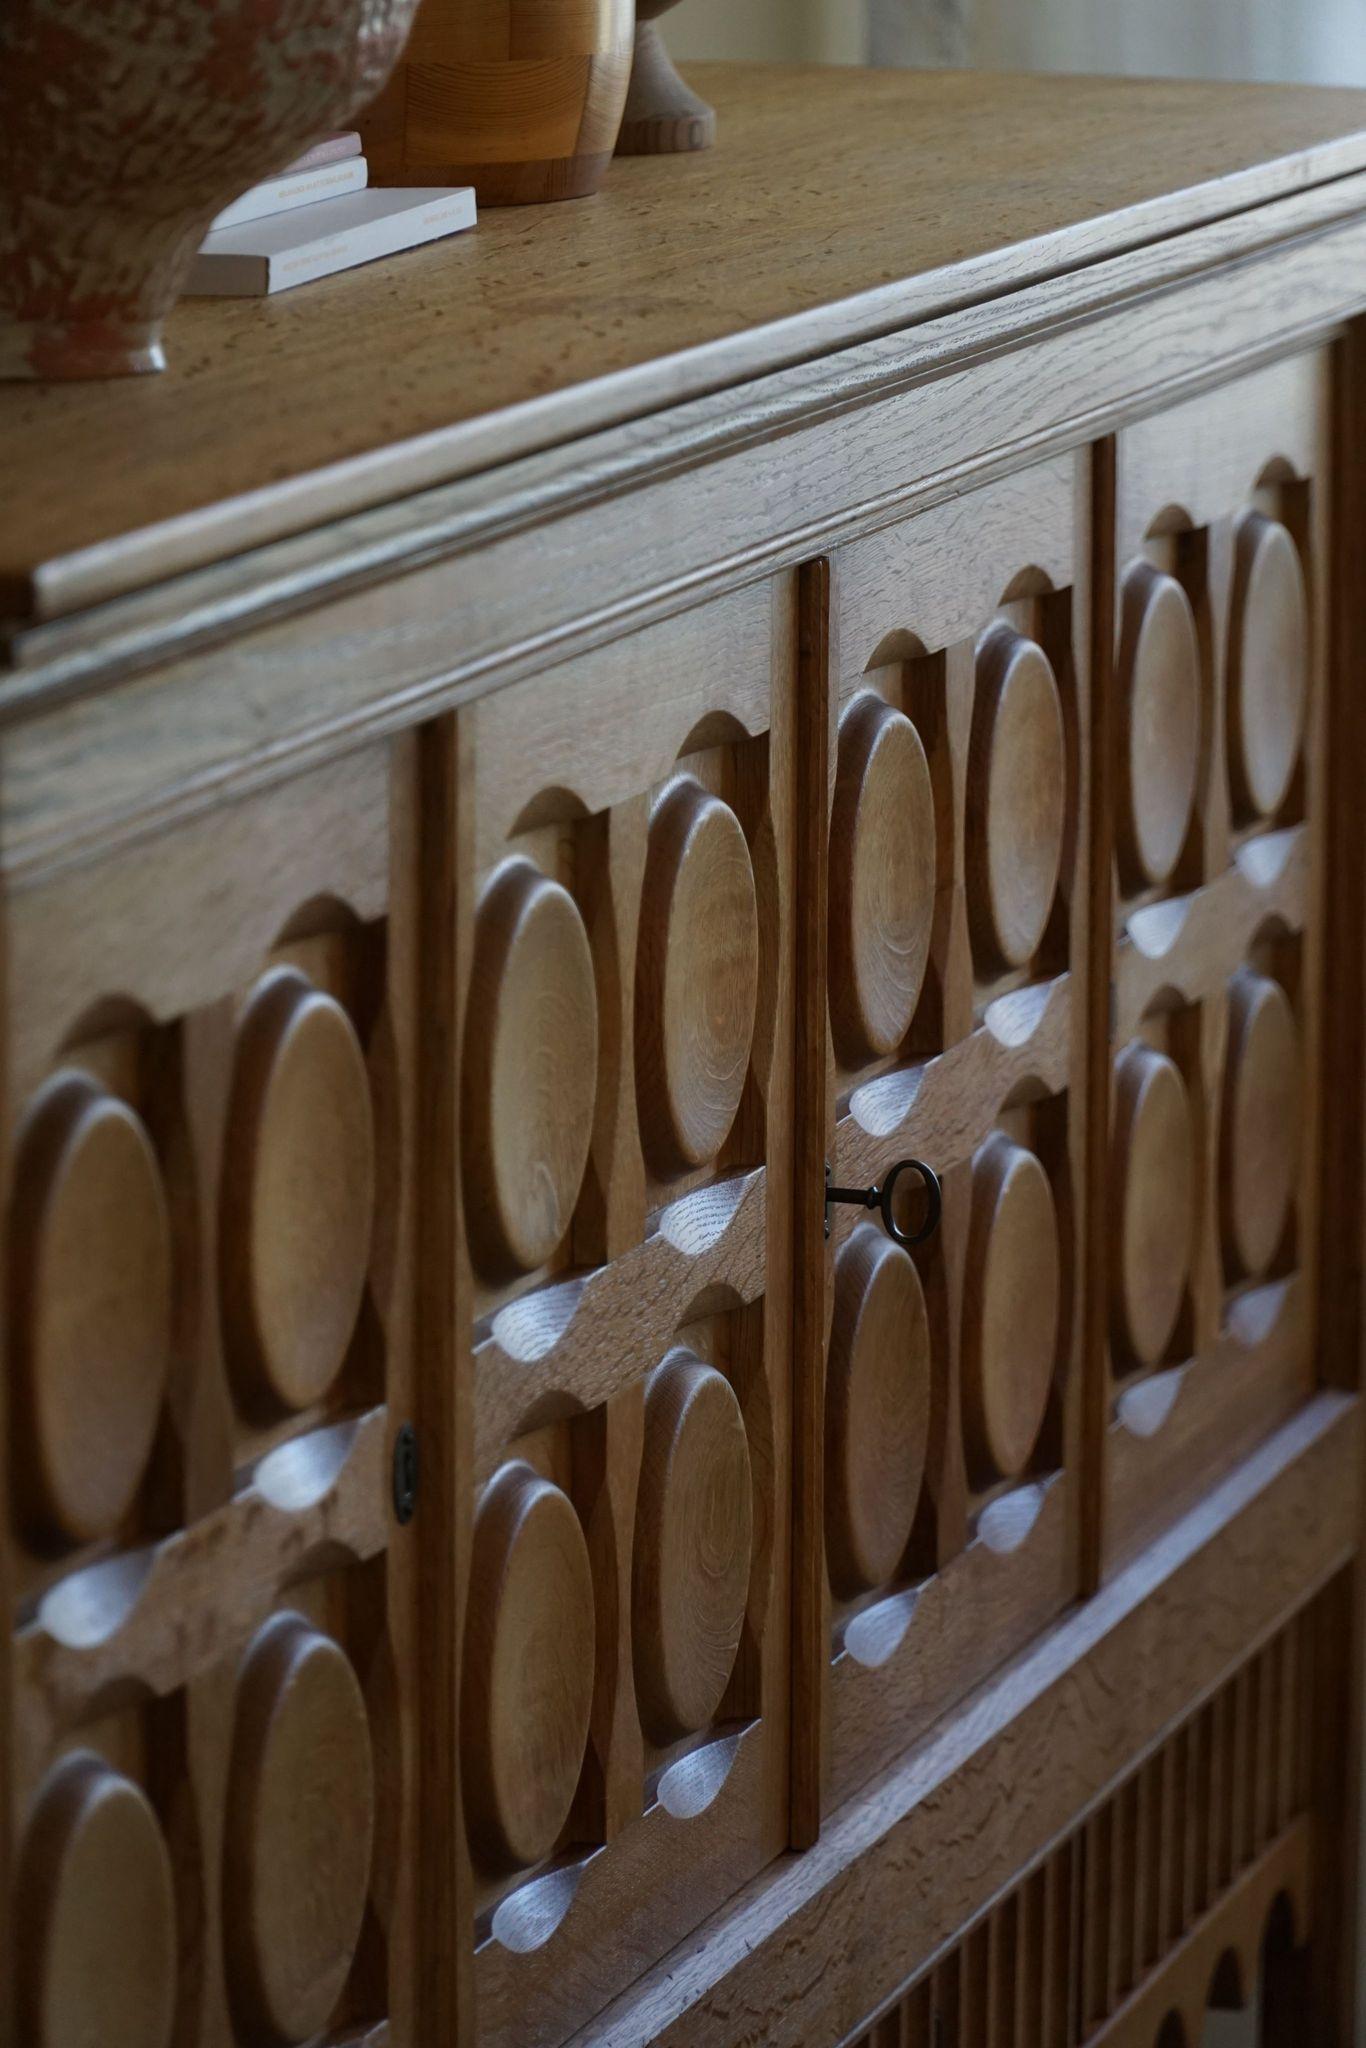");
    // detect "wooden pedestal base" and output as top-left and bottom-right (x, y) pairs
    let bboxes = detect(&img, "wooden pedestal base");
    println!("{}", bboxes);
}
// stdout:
(616, 22), (716, 155)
